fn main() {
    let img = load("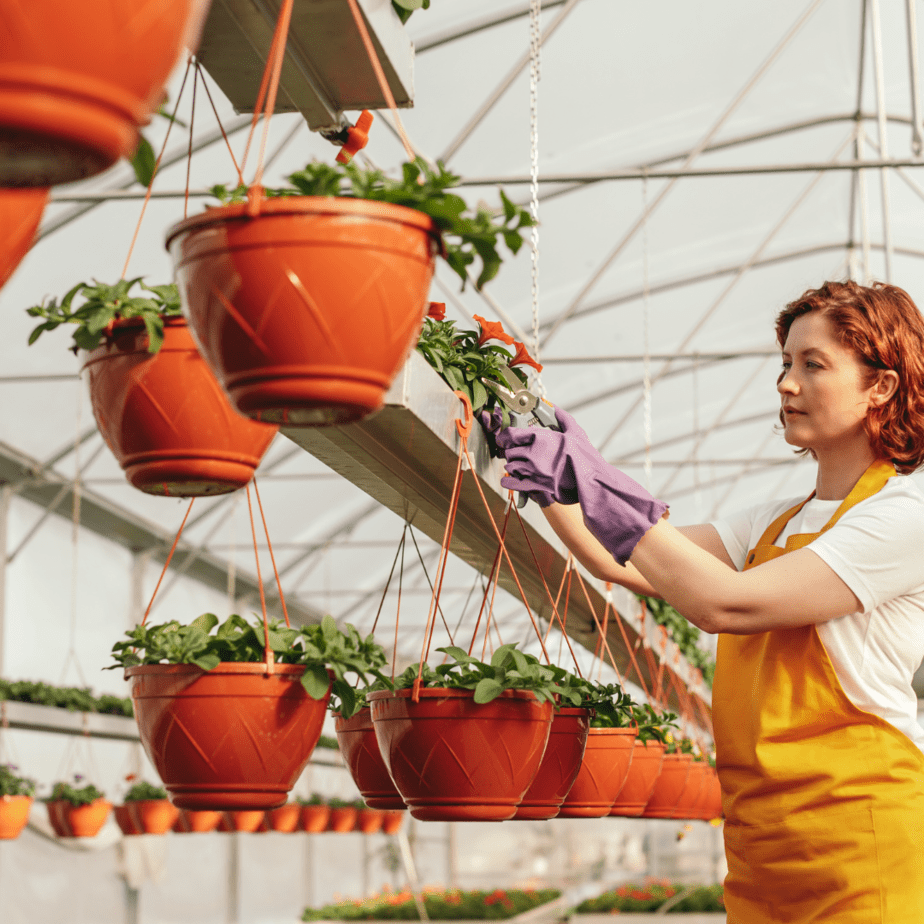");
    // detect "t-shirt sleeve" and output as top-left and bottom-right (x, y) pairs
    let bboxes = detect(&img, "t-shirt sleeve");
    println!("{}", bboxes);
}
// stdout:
(709, 504), (769, 572)
(809, 488), (924, 613)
